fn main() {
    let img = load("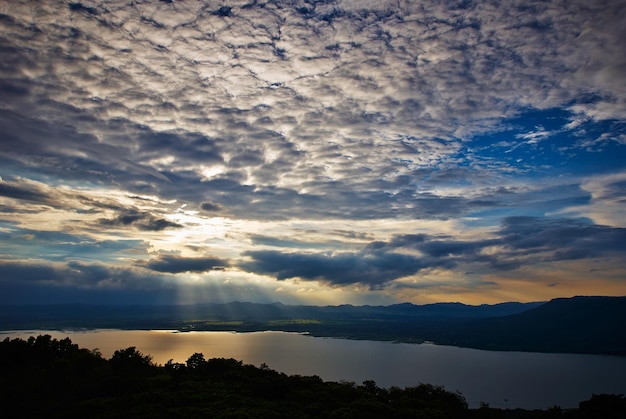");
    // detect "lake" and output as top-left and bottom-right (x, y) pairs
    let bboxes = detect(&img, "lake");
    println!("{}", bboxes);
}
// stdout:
(3, 329), (625, 409)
